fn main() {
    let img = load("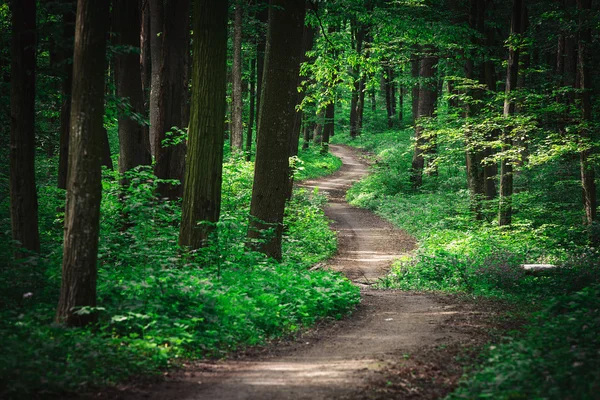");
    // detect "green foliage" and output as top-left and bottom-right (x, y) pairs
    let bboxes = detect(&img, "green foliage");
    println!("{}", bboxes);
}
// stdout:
(294, 146), (343, 181)
(0, 153), (358, 399)
(447, 284), (600, 400)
